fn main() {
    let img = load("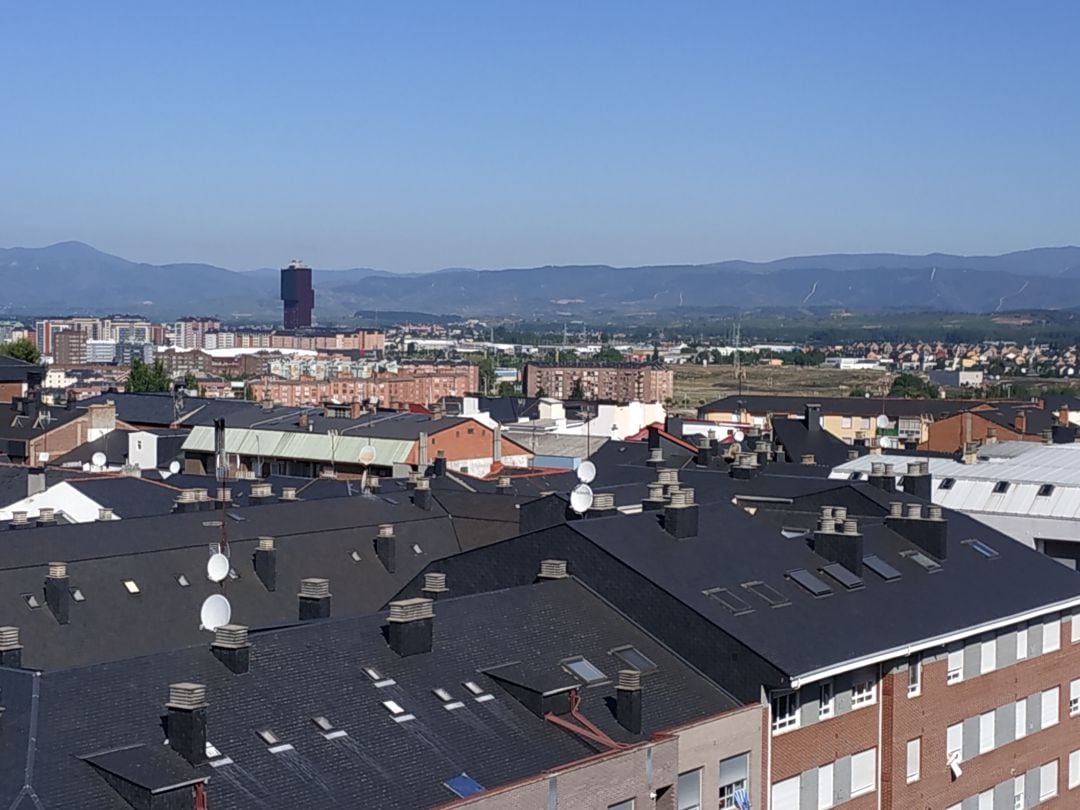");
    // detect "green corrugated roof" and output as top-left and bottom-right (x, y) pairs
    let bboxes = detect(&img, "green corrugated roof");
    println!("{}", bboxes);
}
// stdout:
(182, 425), (413, 465)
